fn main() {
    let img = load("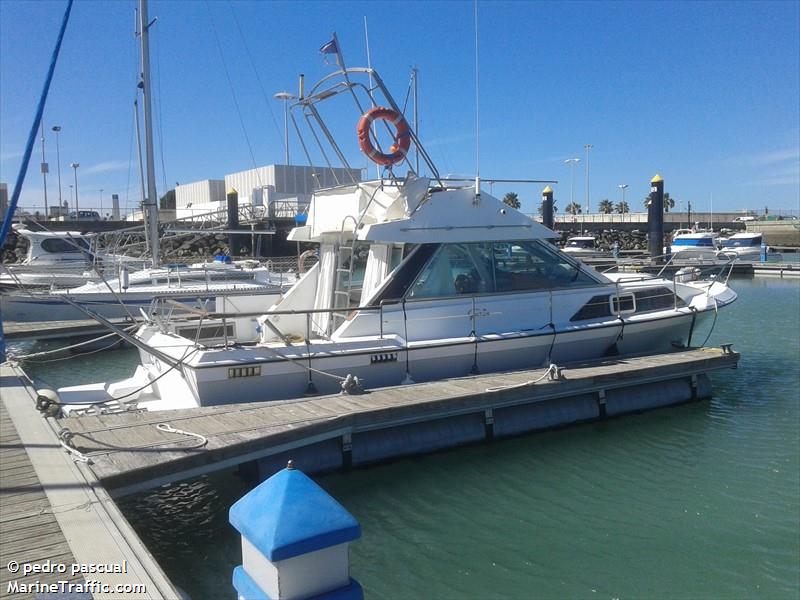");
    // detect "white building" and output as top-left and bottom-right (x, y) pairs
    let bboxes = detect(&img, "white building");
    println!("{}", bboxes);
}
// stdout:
(174, 179), (226, 220)
(174, 165), (361, 221)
